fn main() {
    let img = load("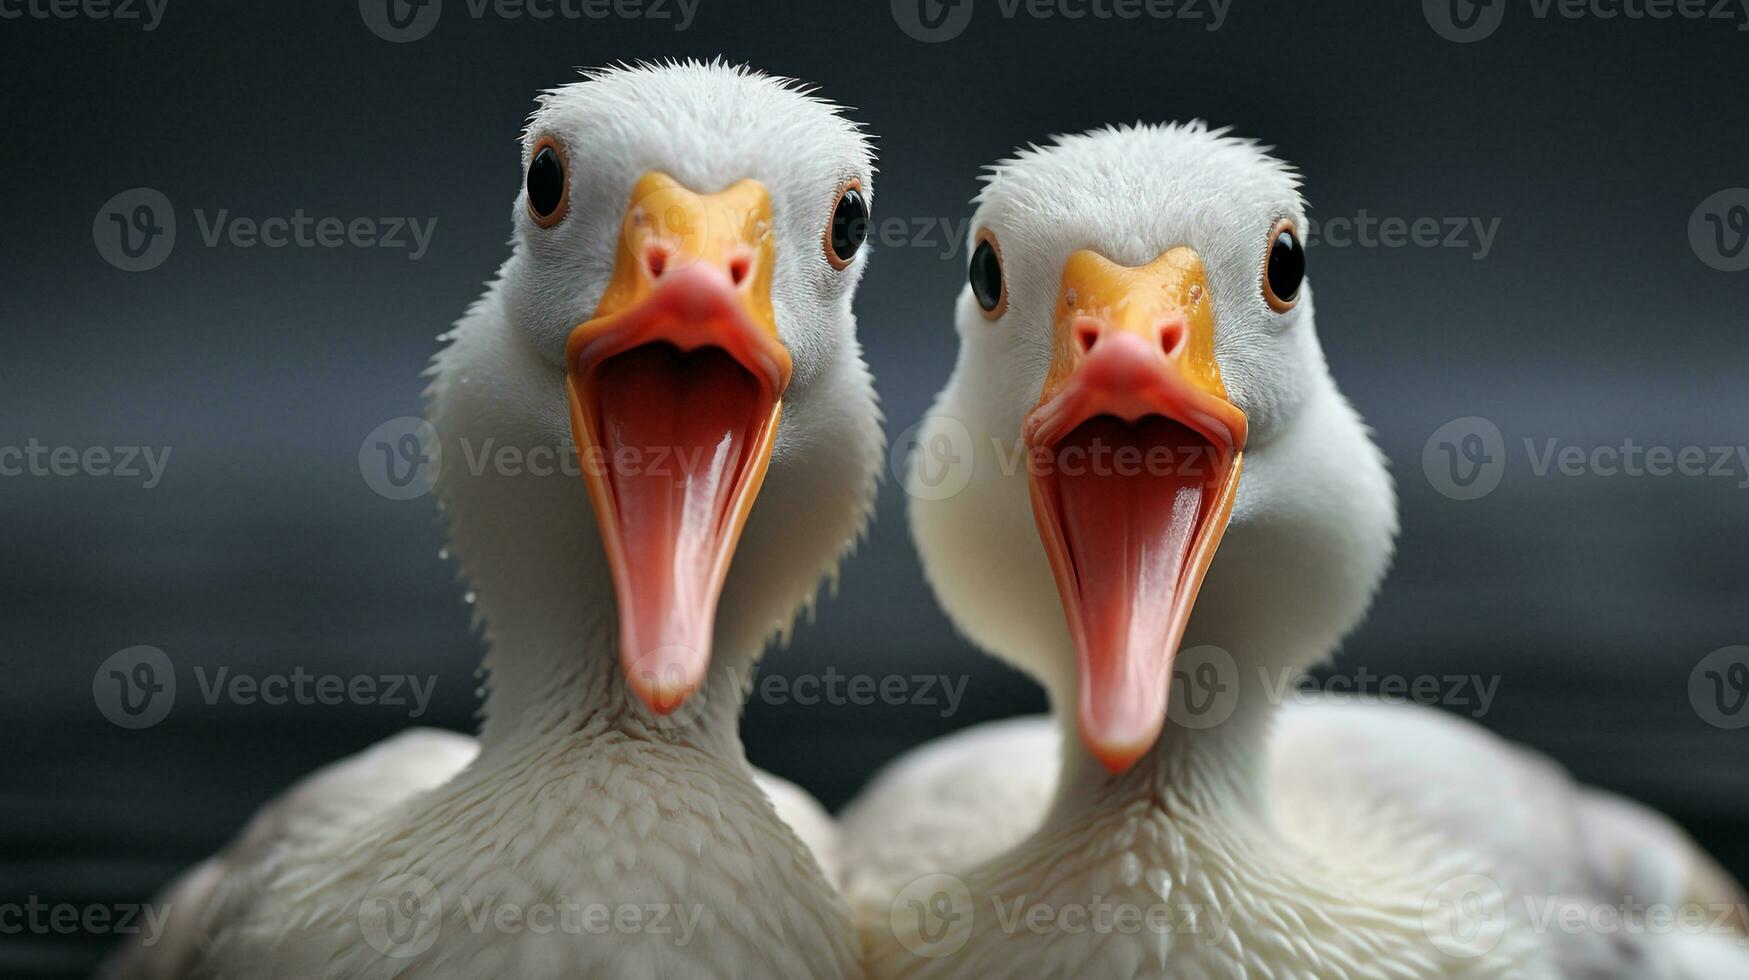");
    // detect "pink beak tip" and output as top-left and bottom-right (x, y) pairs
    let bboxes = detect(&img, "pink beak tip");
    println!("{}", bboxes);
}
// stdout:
(622, 641), (711, 715)
(1079, 703), (1164, 776)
